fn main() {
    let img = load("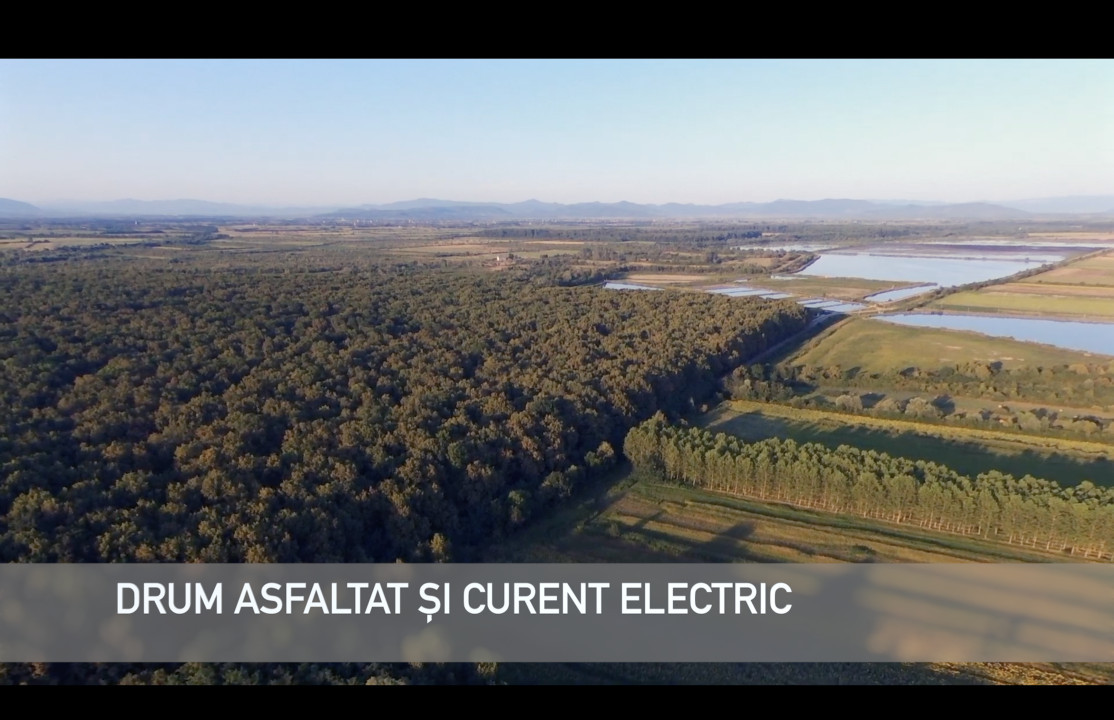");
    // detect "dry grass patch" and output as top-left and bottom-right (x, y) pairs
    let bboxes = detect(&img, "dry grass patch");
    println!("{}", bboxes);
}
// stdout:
(993, 282), (1114, 298)
(625, 273), (708, 284)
